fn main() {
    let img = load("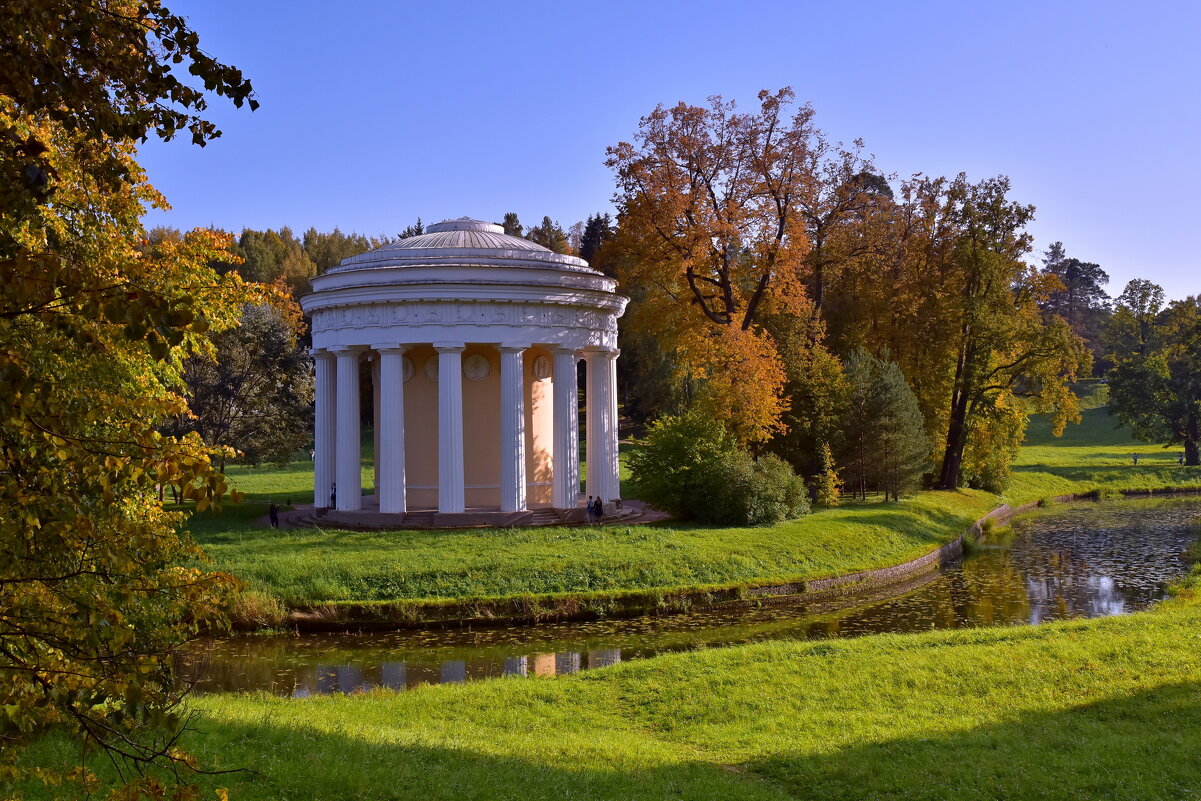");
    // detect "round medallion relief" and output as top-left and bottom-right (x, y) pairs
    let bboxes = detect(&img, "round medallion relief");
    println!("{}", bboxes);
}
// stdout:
(533, 355), (551, 380)
(463, 354), (490, 381)
(424, 355), (439, 381)
(402, 356), (414, 382)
